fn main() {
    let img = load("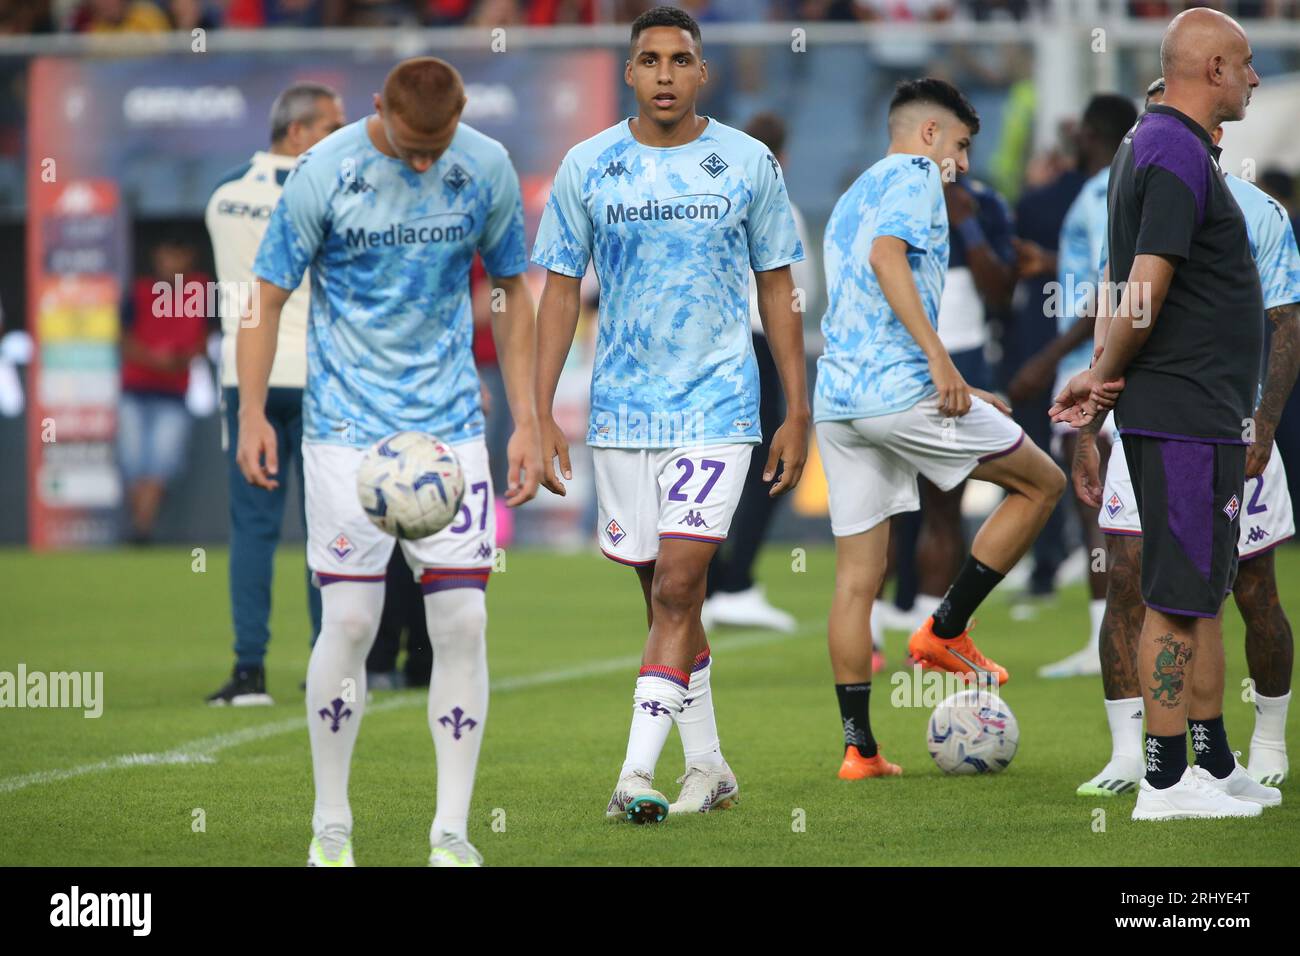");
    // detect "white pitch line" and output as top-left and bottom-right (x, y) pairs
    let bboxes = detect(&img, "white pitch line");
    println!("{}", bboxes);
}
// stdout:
(0, 624), (814, 796)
